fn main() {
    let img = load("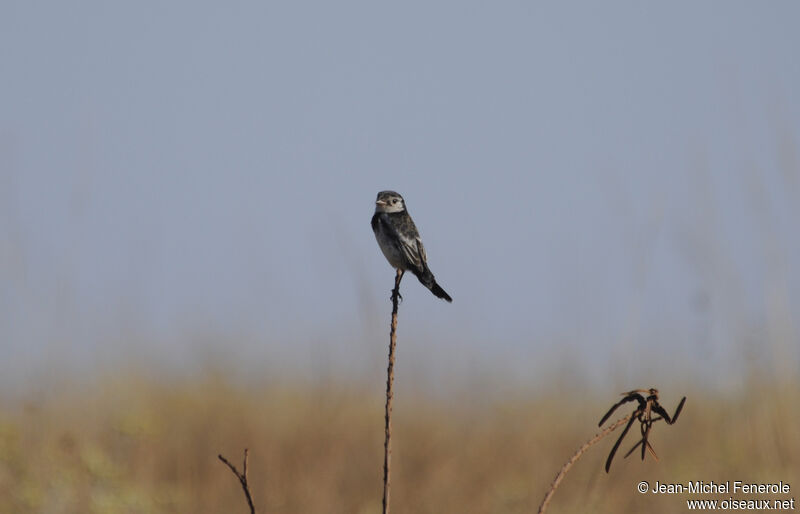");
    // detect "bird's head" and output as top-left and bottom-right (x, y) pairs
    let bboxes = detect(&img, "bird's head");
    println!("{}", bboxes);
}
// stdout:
(375, 191), (406, 213)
